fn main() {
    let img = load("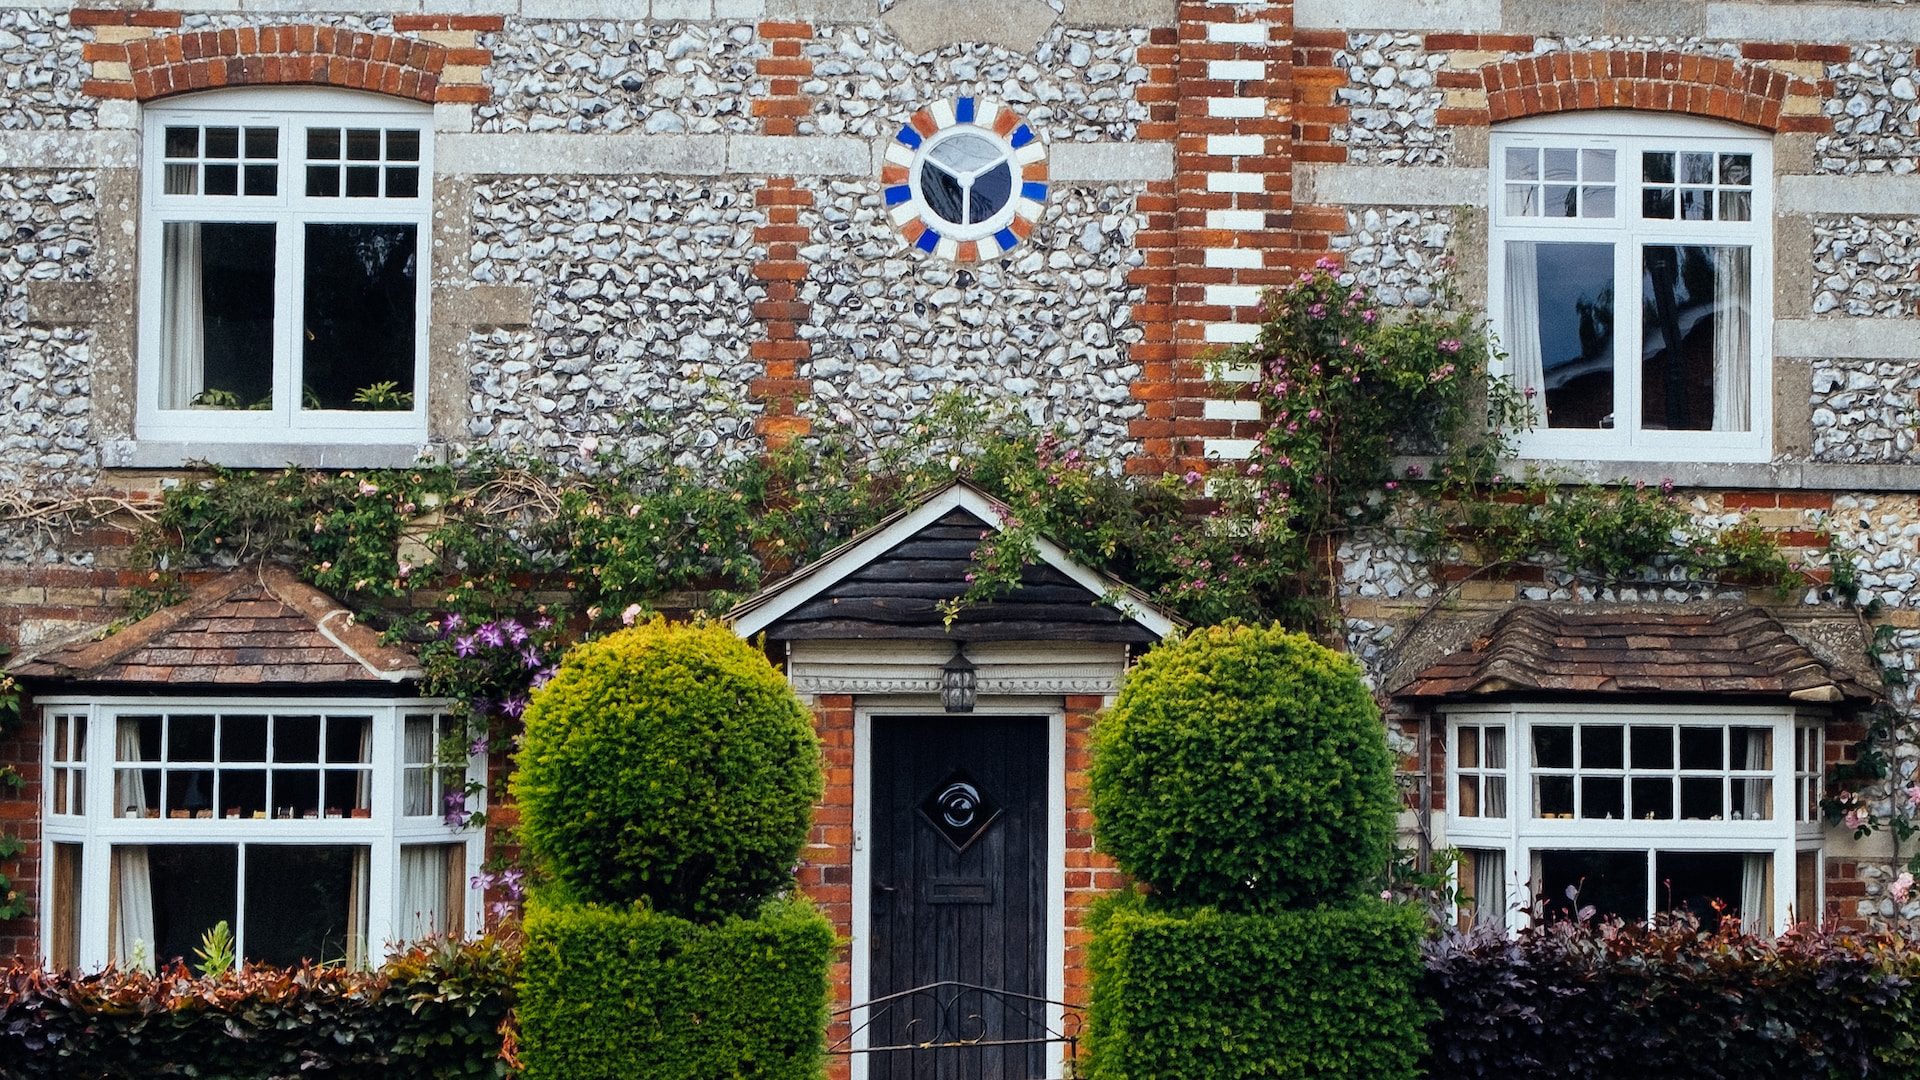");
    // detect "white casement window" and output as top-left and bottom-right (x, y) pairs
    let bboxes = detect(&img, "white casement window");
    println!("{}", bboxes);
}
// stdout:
(1447, 704), (1823, 934)
(137, 88), (431, 444)
(39, 698), (479, 972)
(1490, 115), (1772, 462)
